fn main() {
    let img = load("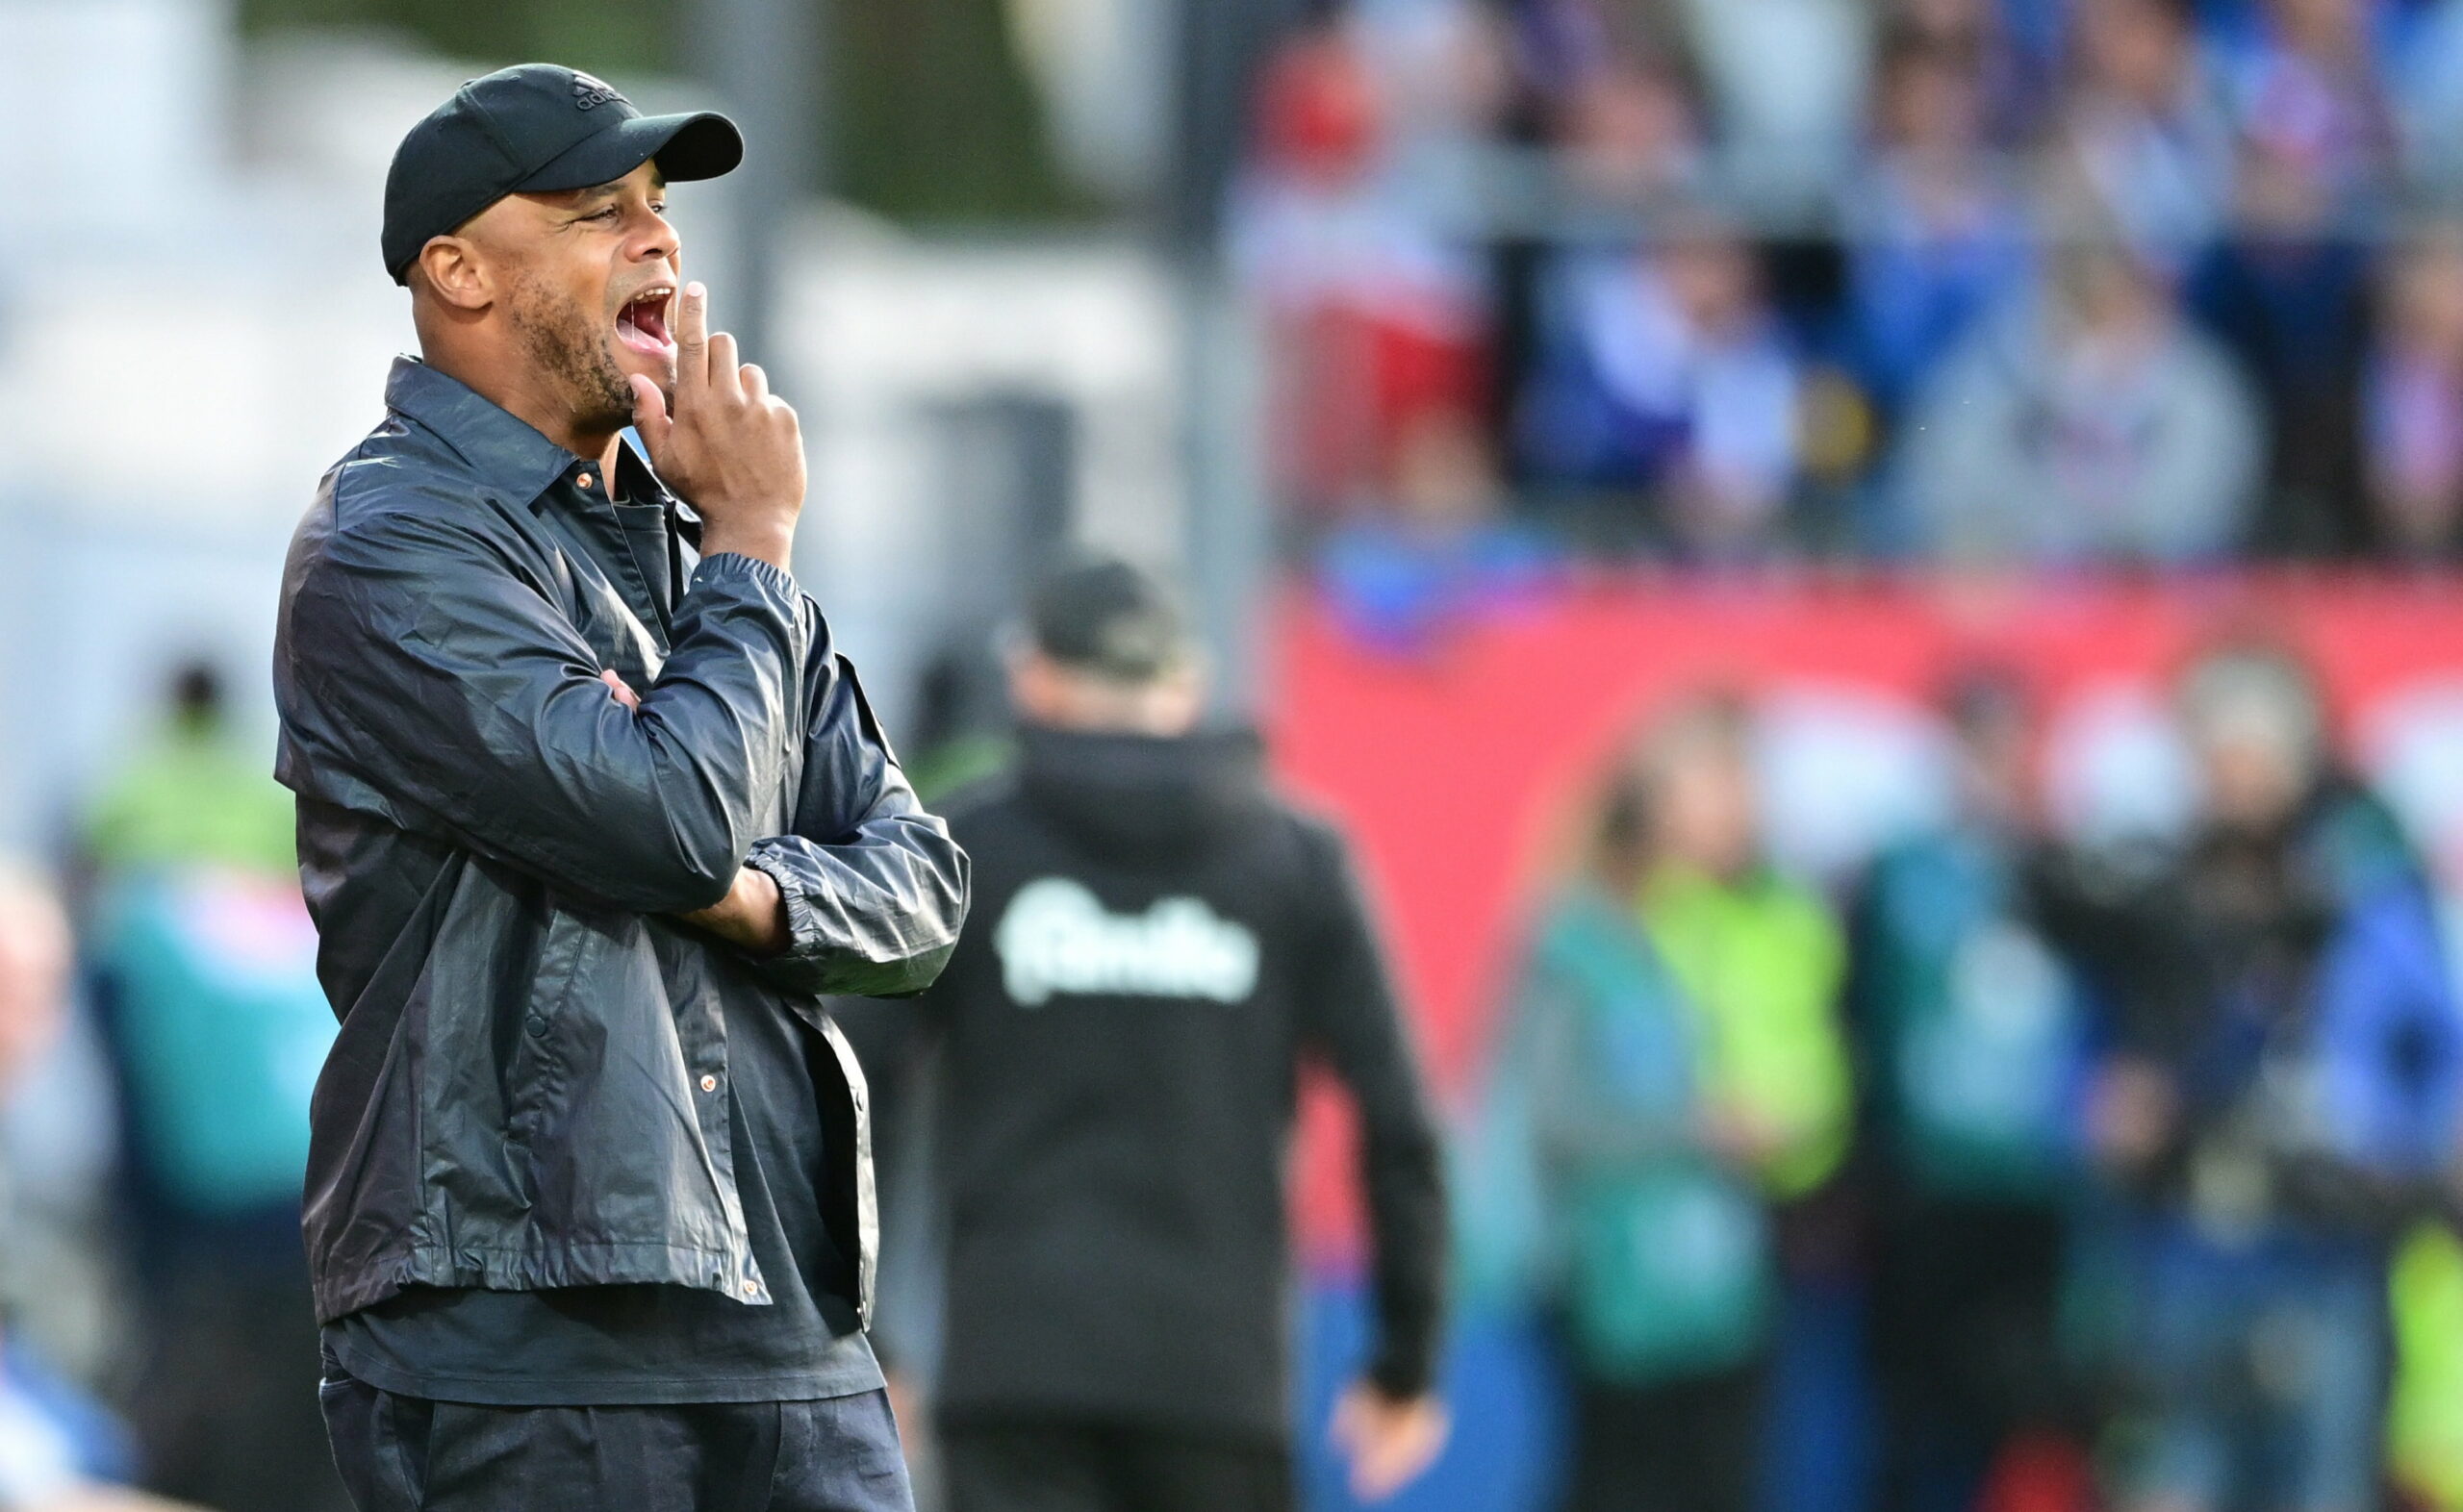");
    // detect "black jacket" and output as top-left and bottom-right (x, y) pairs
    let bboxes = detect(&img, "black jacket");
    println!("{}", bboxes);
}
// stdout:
(858, 726), (1445, 1440)
(274, 357), (968, 1326)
